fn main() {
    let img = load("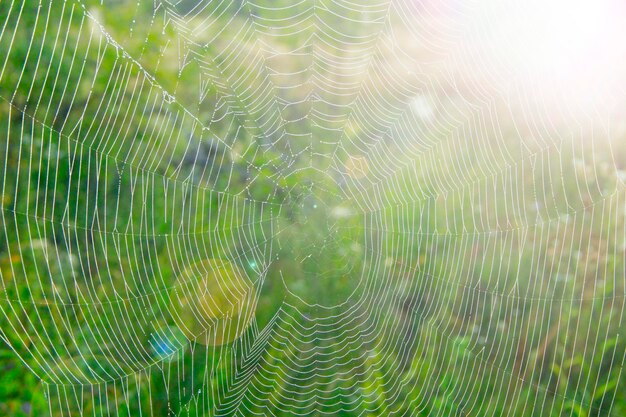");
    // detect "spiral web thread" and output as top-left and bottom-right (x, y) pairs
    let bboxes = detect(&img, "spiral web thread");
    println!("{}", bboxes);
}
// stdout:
(0, 0), (624, 416)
